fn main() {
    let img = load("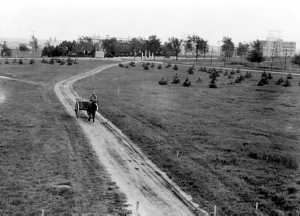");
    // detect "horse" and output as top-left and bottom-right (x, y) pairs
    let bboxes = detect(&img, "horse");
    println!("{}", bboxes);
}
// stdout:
(87, 100), (98, 122)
